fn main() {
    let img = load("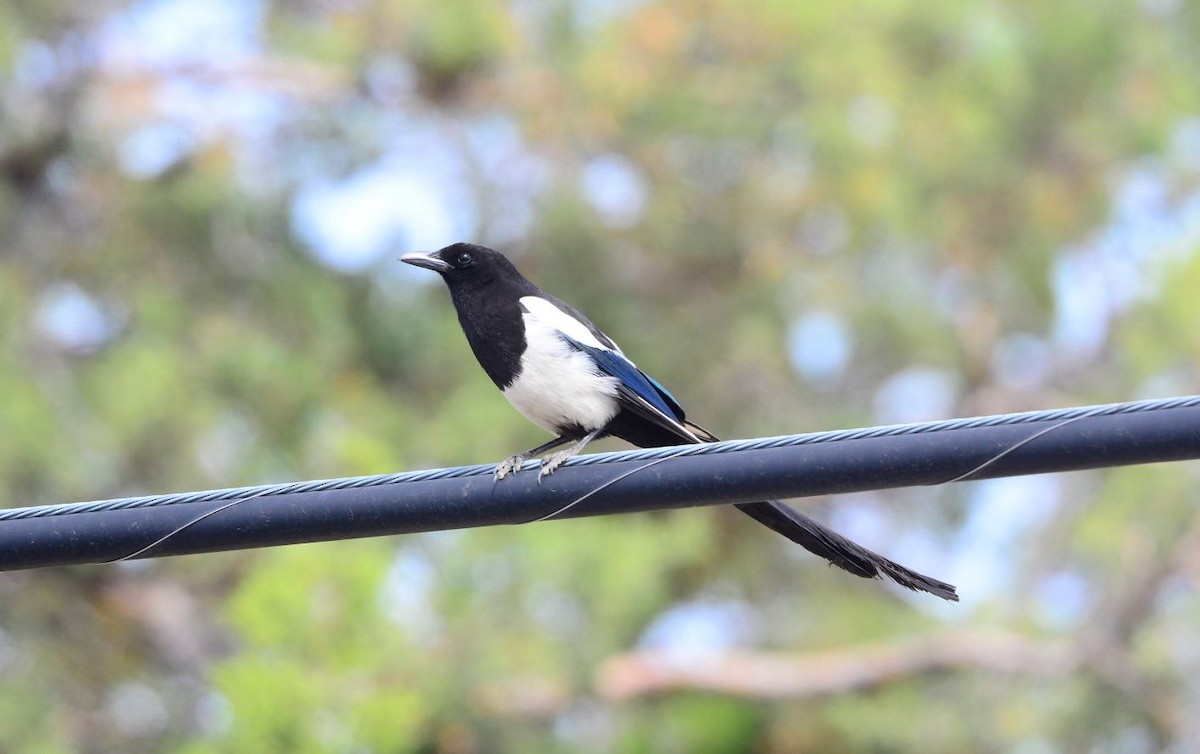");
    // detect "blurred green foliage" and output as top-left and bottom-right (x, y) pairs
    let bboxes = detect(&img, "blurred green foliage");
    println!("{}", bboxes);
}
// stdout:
(0, 0), (1199, 751)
